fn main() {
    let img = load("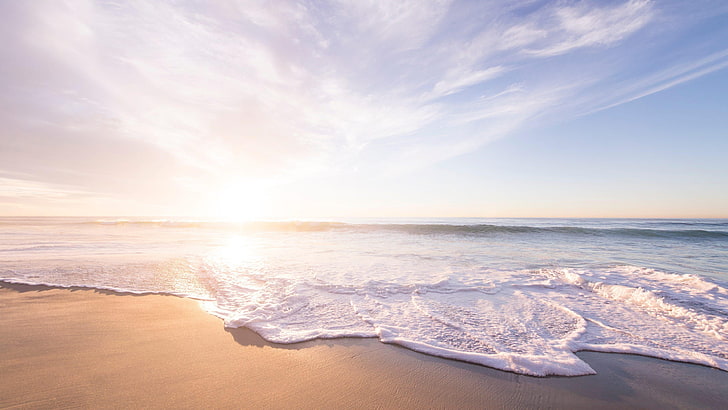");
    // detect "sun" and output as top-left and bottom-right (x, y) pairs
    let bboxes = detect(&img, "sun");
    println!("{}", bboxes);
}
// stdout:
(213, 181), (268, 222)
